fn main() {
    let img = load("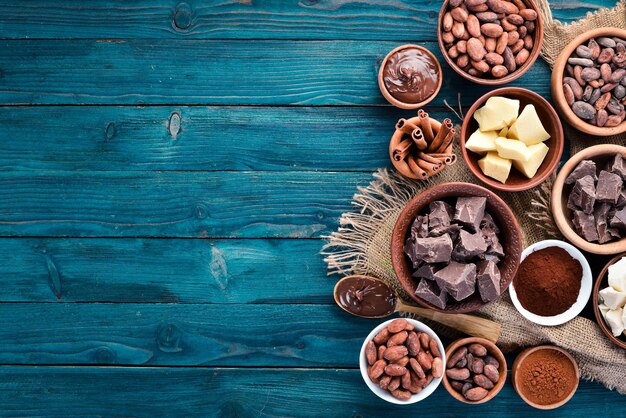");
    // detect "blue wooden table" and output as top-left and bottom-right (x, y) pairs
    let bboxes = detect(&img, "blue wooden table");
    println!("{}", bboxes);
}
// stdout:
(0, 1), (625, 416)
